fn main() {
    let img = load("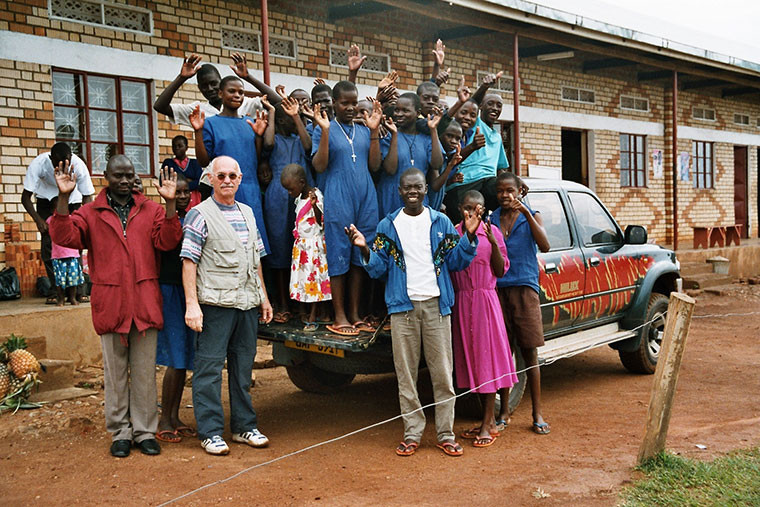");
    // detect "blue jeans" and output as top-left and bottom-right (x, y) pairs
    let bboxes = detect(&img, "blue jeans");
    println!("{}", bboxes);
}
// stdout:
(192, 304), (259, 440)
